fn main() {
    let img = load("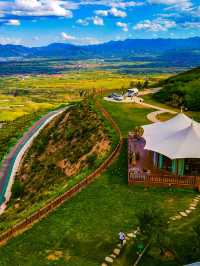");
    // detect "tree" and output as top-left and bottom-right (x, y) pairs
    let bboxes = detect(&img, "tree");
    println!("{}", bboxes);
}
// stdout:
(136, 206), (169, 255)
(143, 80), (149, 89)
(129, 81), (135, 88)
(136, 81), (143, 91)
